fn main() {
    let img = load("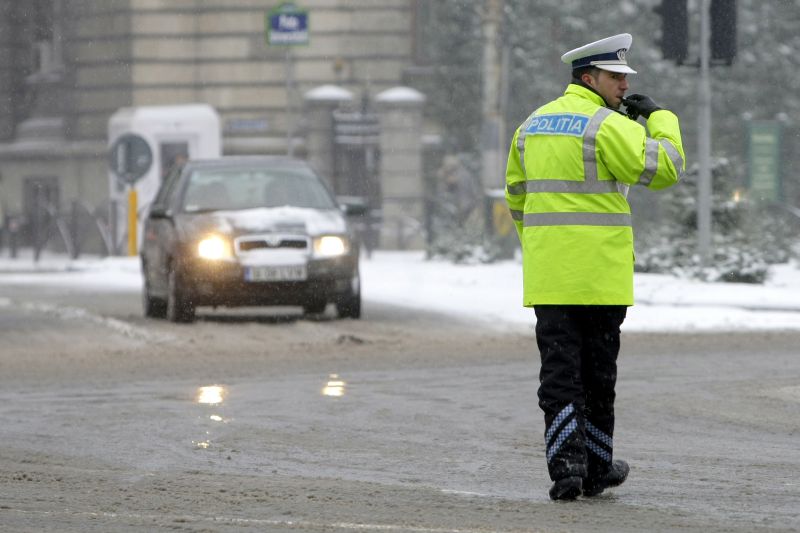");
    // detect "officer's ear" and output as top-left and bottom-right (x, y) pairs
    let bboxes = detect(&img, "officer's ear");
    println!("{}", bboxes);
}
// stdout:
(580, 70), (598, 89)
